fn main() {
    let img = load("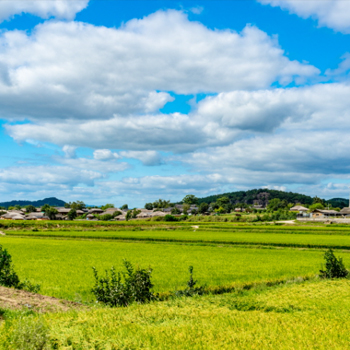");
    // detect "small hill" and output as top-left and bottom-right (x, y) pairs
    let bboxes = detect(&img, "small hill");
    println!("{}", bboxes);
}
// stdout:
(198, 189), (315, 206)
(327, 198), (349, 209)
(197, 189), (349, 208)
(0, 197), (66, 209)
